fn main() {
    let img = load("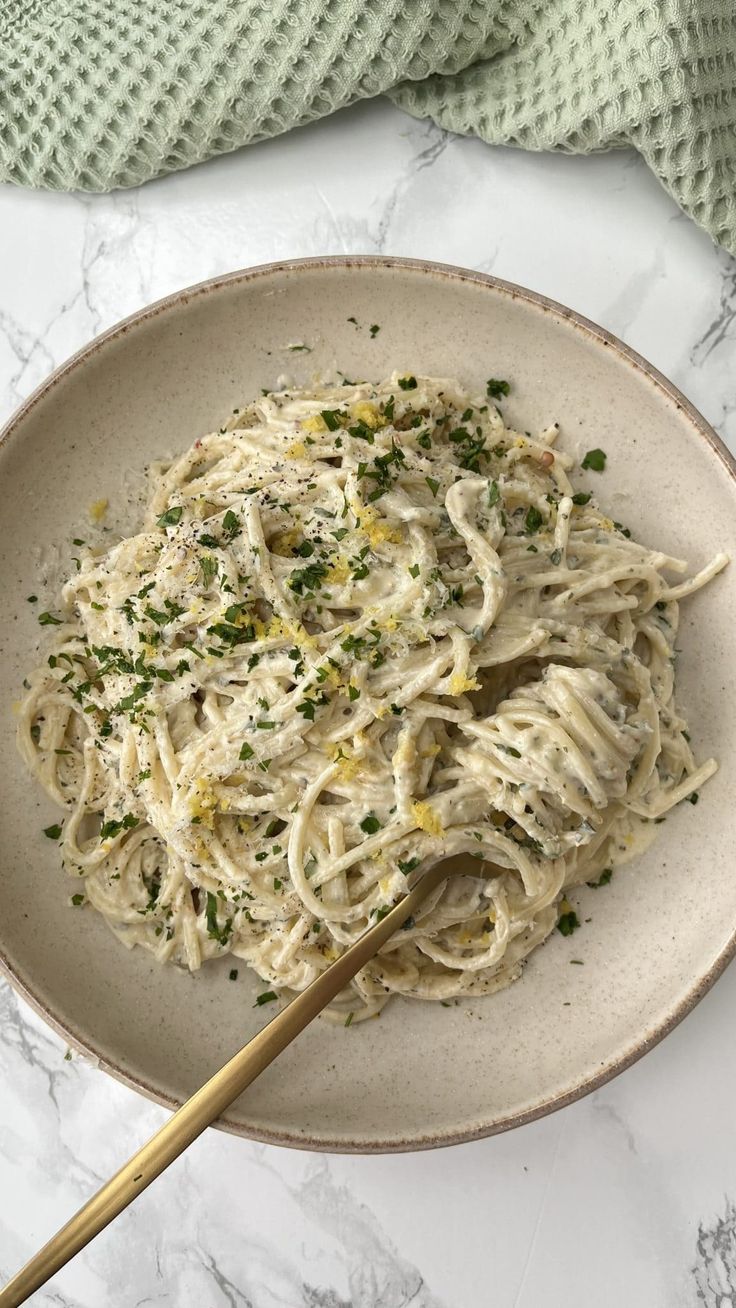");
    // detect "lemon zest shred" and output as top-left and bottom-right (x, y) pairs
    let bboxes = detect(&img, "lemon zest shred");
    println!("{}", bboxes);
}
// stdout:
(411, 801), (444, 838)
(350, 401), (384, 430)
(89, 498), (108, 523)
(449, 672), (482, 696)
(189, 778), (218, 830)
